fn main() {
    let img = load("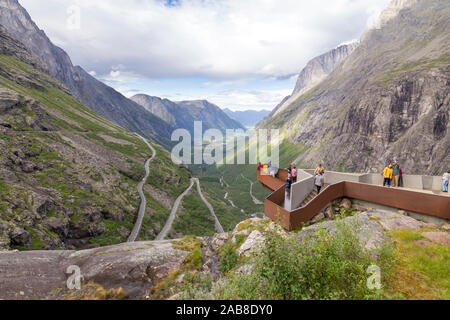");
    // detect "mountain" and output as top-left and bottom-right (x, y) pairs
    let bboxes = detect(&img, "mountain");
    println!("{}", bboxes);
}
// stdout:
(265, 43), (358, 122)
(261, 0), (449, 175)
(131, 94), (245, 133)
(223, 109), (270, 127)
(0, 0), (174, 147)
(292, 42), (359, 97)
(0, 24), (192, 250)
